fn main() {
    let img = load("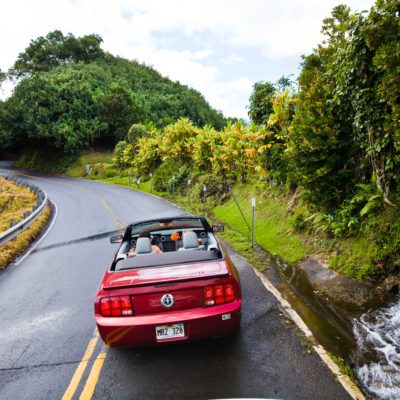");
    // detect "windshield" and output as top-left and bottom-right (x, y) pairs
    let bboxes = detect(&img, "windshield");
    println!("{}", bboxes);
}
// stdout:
(129, 218), (206, 236)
